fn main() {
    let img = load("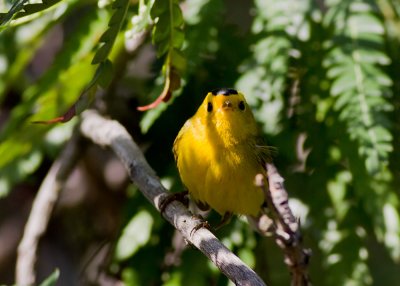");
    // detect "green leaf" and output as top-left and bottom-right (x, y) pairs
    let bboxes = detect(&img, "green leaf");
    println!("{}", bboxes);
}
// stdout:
(348, 13), (385, 35)
(139, 103), (168, 133)
(0, 149), (43, 197)
(115, 210), (154, 261)
(97, 60), (114, 88)
(150, 0), (184, 58)
(383, 201), (400, 260)
(325, 0), (393, 175)
(238, 248), (255, 268)
(0, 0), (29, 26)
(109, 7), (126, 25)
(38, 269), (60, 286)
(99, 26), (118, 42)
(169, 48), (186, 72)
(327, 171), (352, 221)
(92, 43), (112, 65)
(0, 0), (67, 28)
(150, 0), (168, 19)
(156, 38), (169, 57)
(92, 0), (129, 64)
(172, 28), (184, 48)
(152, 16), (170, 44)
(331, 73), (356, 96)
(172, 3), (183, 27)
